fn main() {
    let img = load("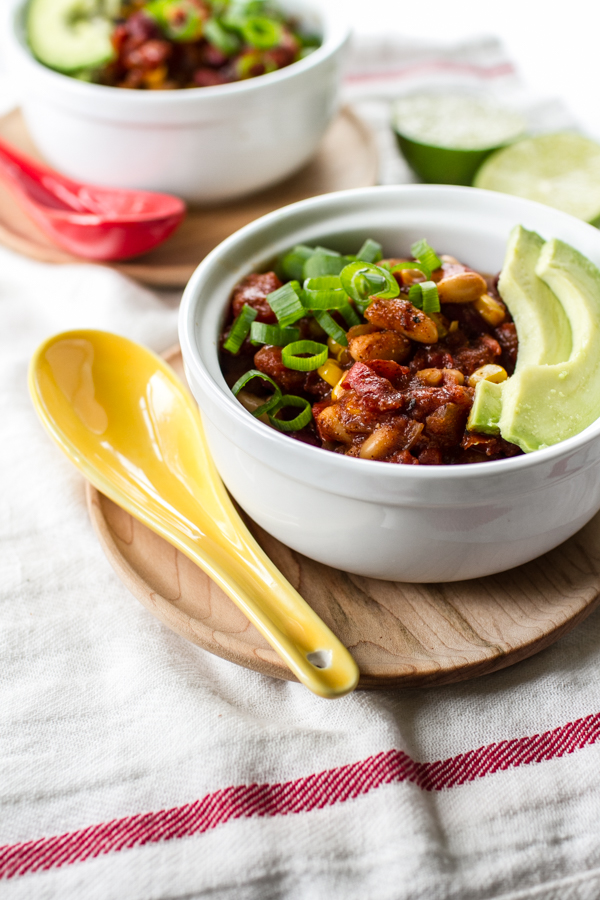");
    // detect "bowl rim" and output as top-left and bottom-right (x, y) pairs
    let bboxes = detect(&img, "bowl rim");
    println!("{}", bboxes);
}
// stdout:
(4, 0), (350, 105)
(179, 183), (600, 484)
